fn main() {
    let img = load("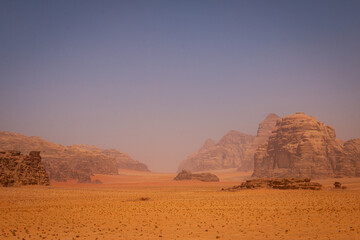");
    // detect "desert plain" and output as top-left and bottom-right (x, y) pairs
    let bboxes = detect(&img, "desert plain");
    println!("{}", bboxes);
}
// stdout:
(1, 169), (360, 240)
